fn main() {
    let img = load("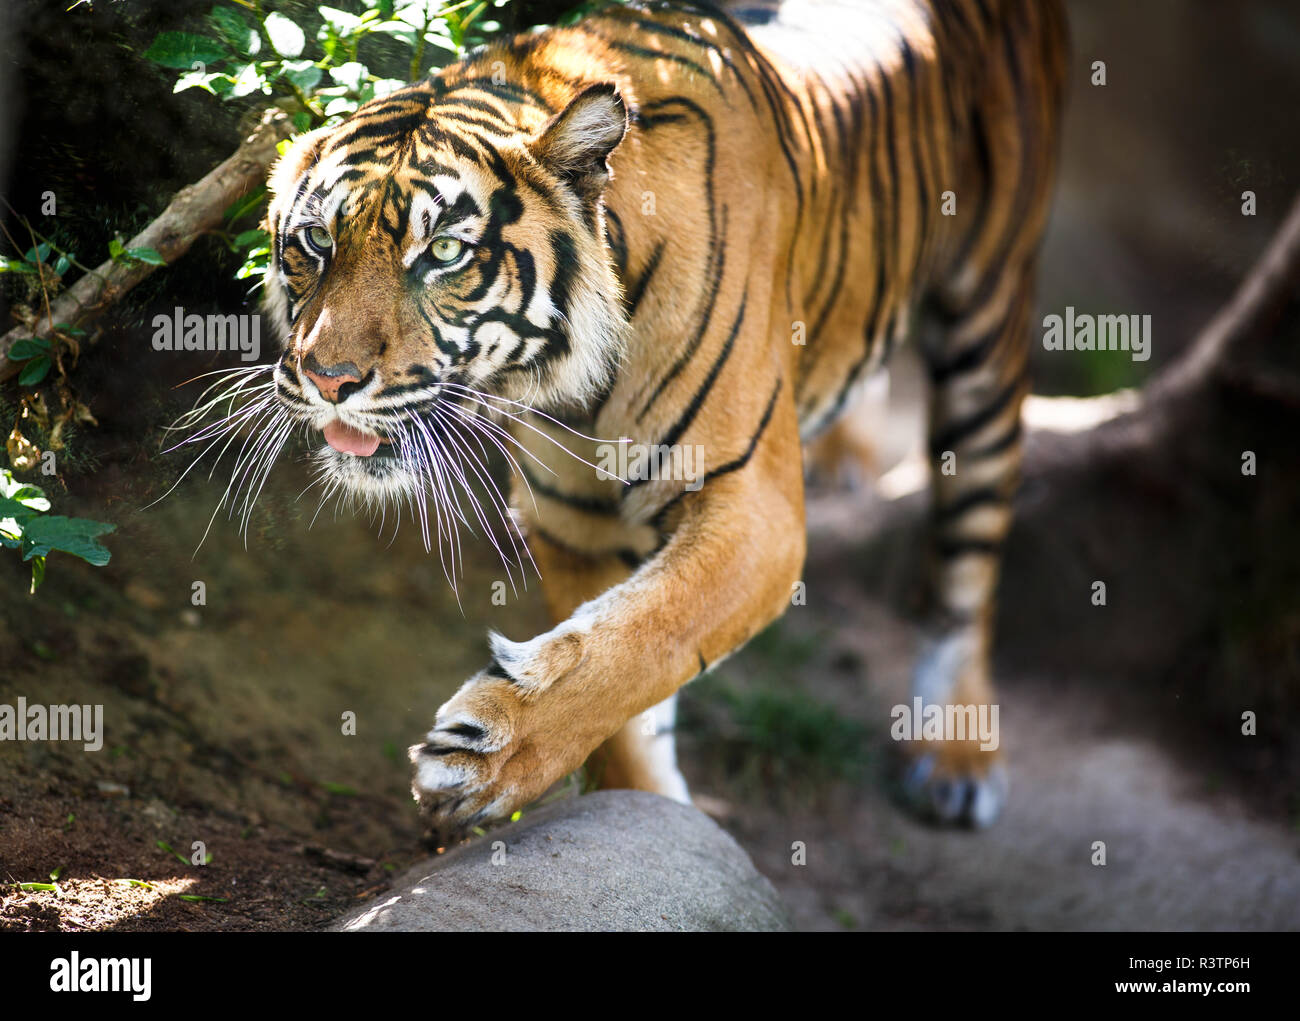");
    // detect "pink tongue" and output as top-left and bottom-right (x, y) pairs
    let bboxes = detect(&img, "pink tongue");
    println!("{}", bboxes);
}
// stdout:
(323, 420), (381, 457)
